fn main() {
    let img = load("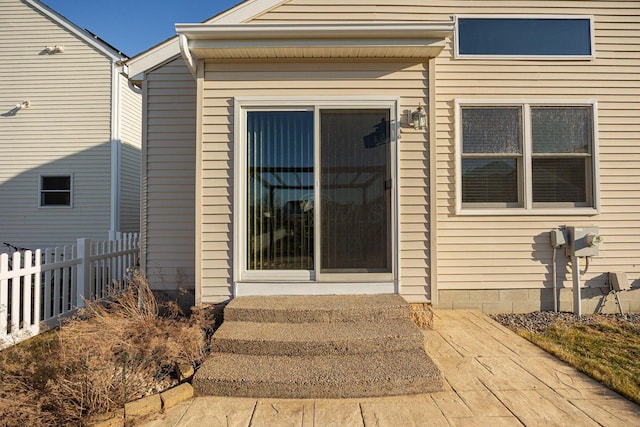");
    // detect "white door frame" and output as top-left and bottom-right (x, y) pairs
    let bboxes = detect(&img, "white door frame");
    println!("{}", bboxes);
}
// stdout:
(233, 96), (400, 296)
